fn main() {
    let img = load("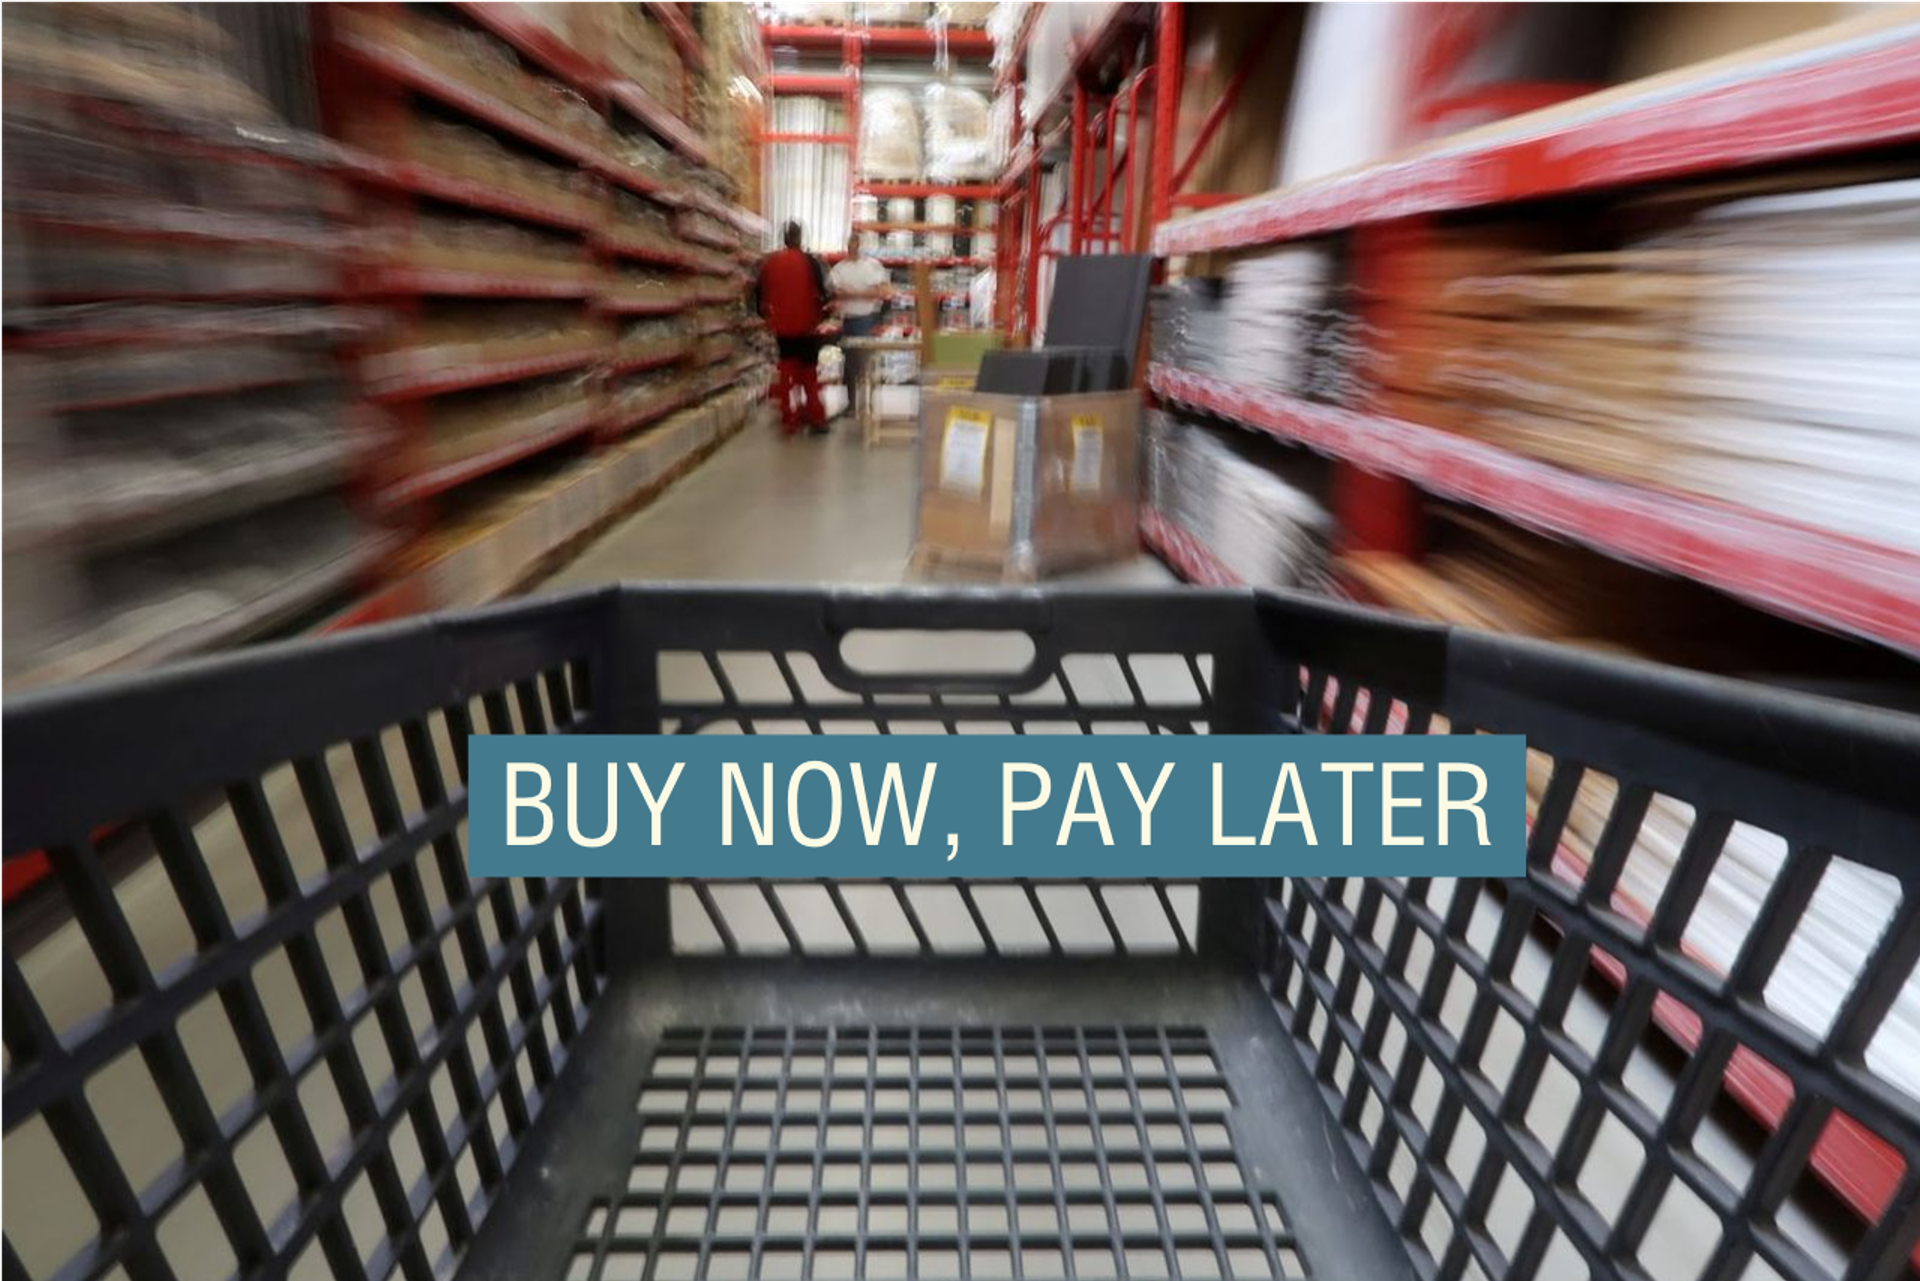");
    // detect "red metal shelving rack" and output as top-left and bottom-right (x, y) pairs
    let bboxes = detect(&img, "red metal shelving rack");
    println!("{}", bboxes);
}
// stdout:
(314, 3), (766, 625)
(1143, 16), (1920, 655)
(1150, 367), (1920, 655)
(1156, 18), (1920, 256)
(1108, 11), (1920, 1257)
